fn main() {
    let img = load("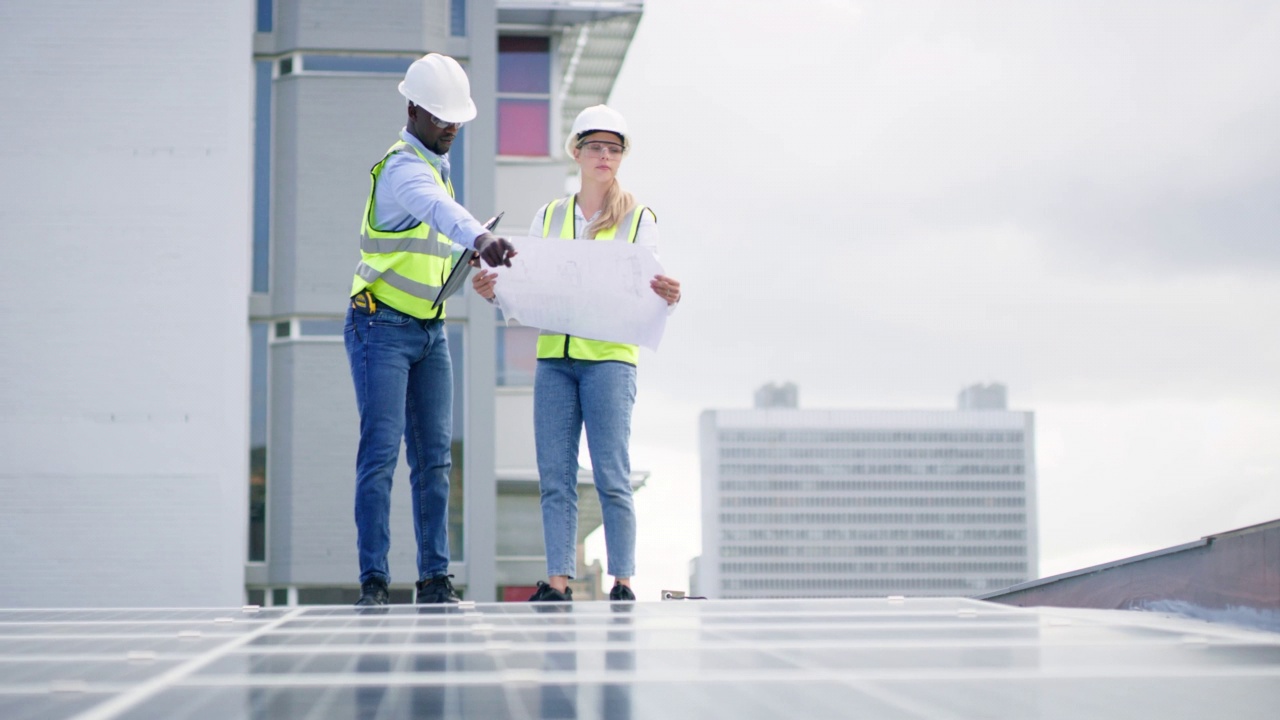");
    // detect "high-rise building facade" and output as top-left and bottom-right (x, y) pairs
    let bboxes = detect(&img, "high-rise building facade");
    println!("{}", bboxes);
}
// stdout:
(696, 384), (1038, 599)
